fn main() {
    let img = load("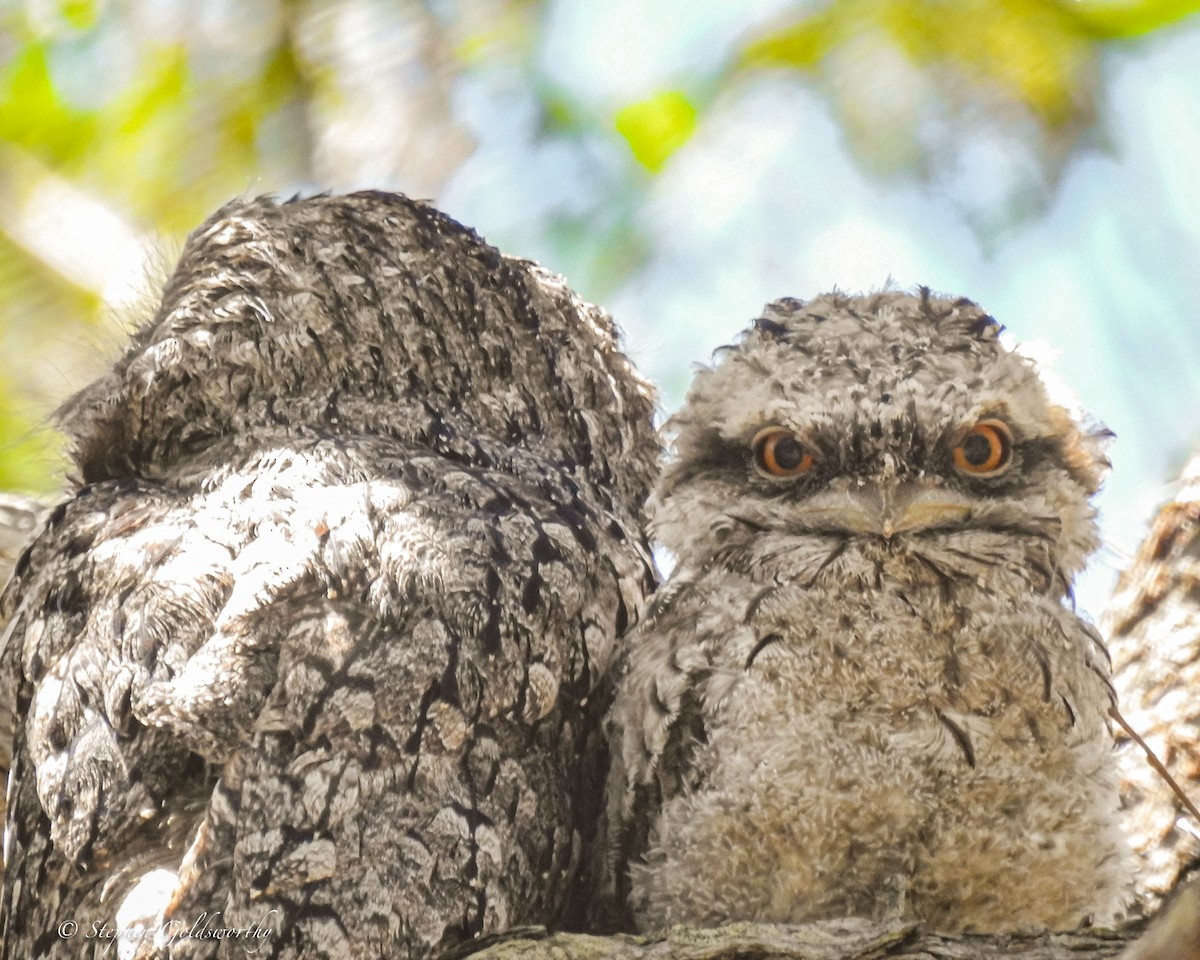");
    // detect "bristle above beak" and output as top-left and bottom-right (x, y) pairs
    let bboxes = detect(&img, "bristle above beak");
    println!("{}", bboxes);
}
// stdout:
(793, 482), (974, 539)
